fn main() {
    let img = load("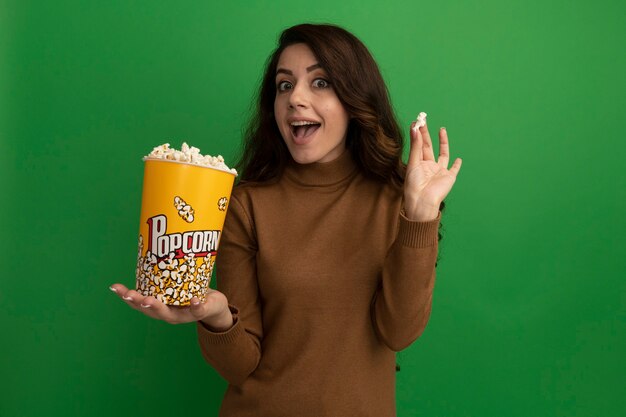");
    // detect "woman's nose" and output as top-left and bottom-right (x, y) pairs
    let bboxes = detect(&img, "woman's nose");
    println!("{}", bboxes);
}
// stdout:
(288, 83), (310, 109)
